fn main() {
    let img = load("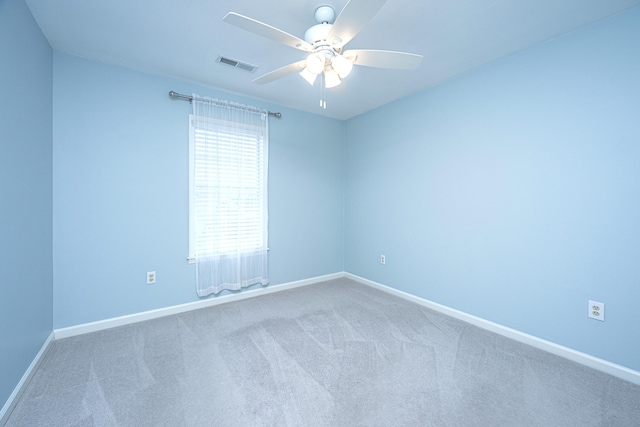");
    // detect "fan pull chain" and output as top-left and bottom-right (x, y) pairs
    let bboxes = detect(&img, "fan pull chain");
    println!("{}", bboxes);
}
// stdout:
(320, 73), (327, 109)
(320, 74), (324, 108)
